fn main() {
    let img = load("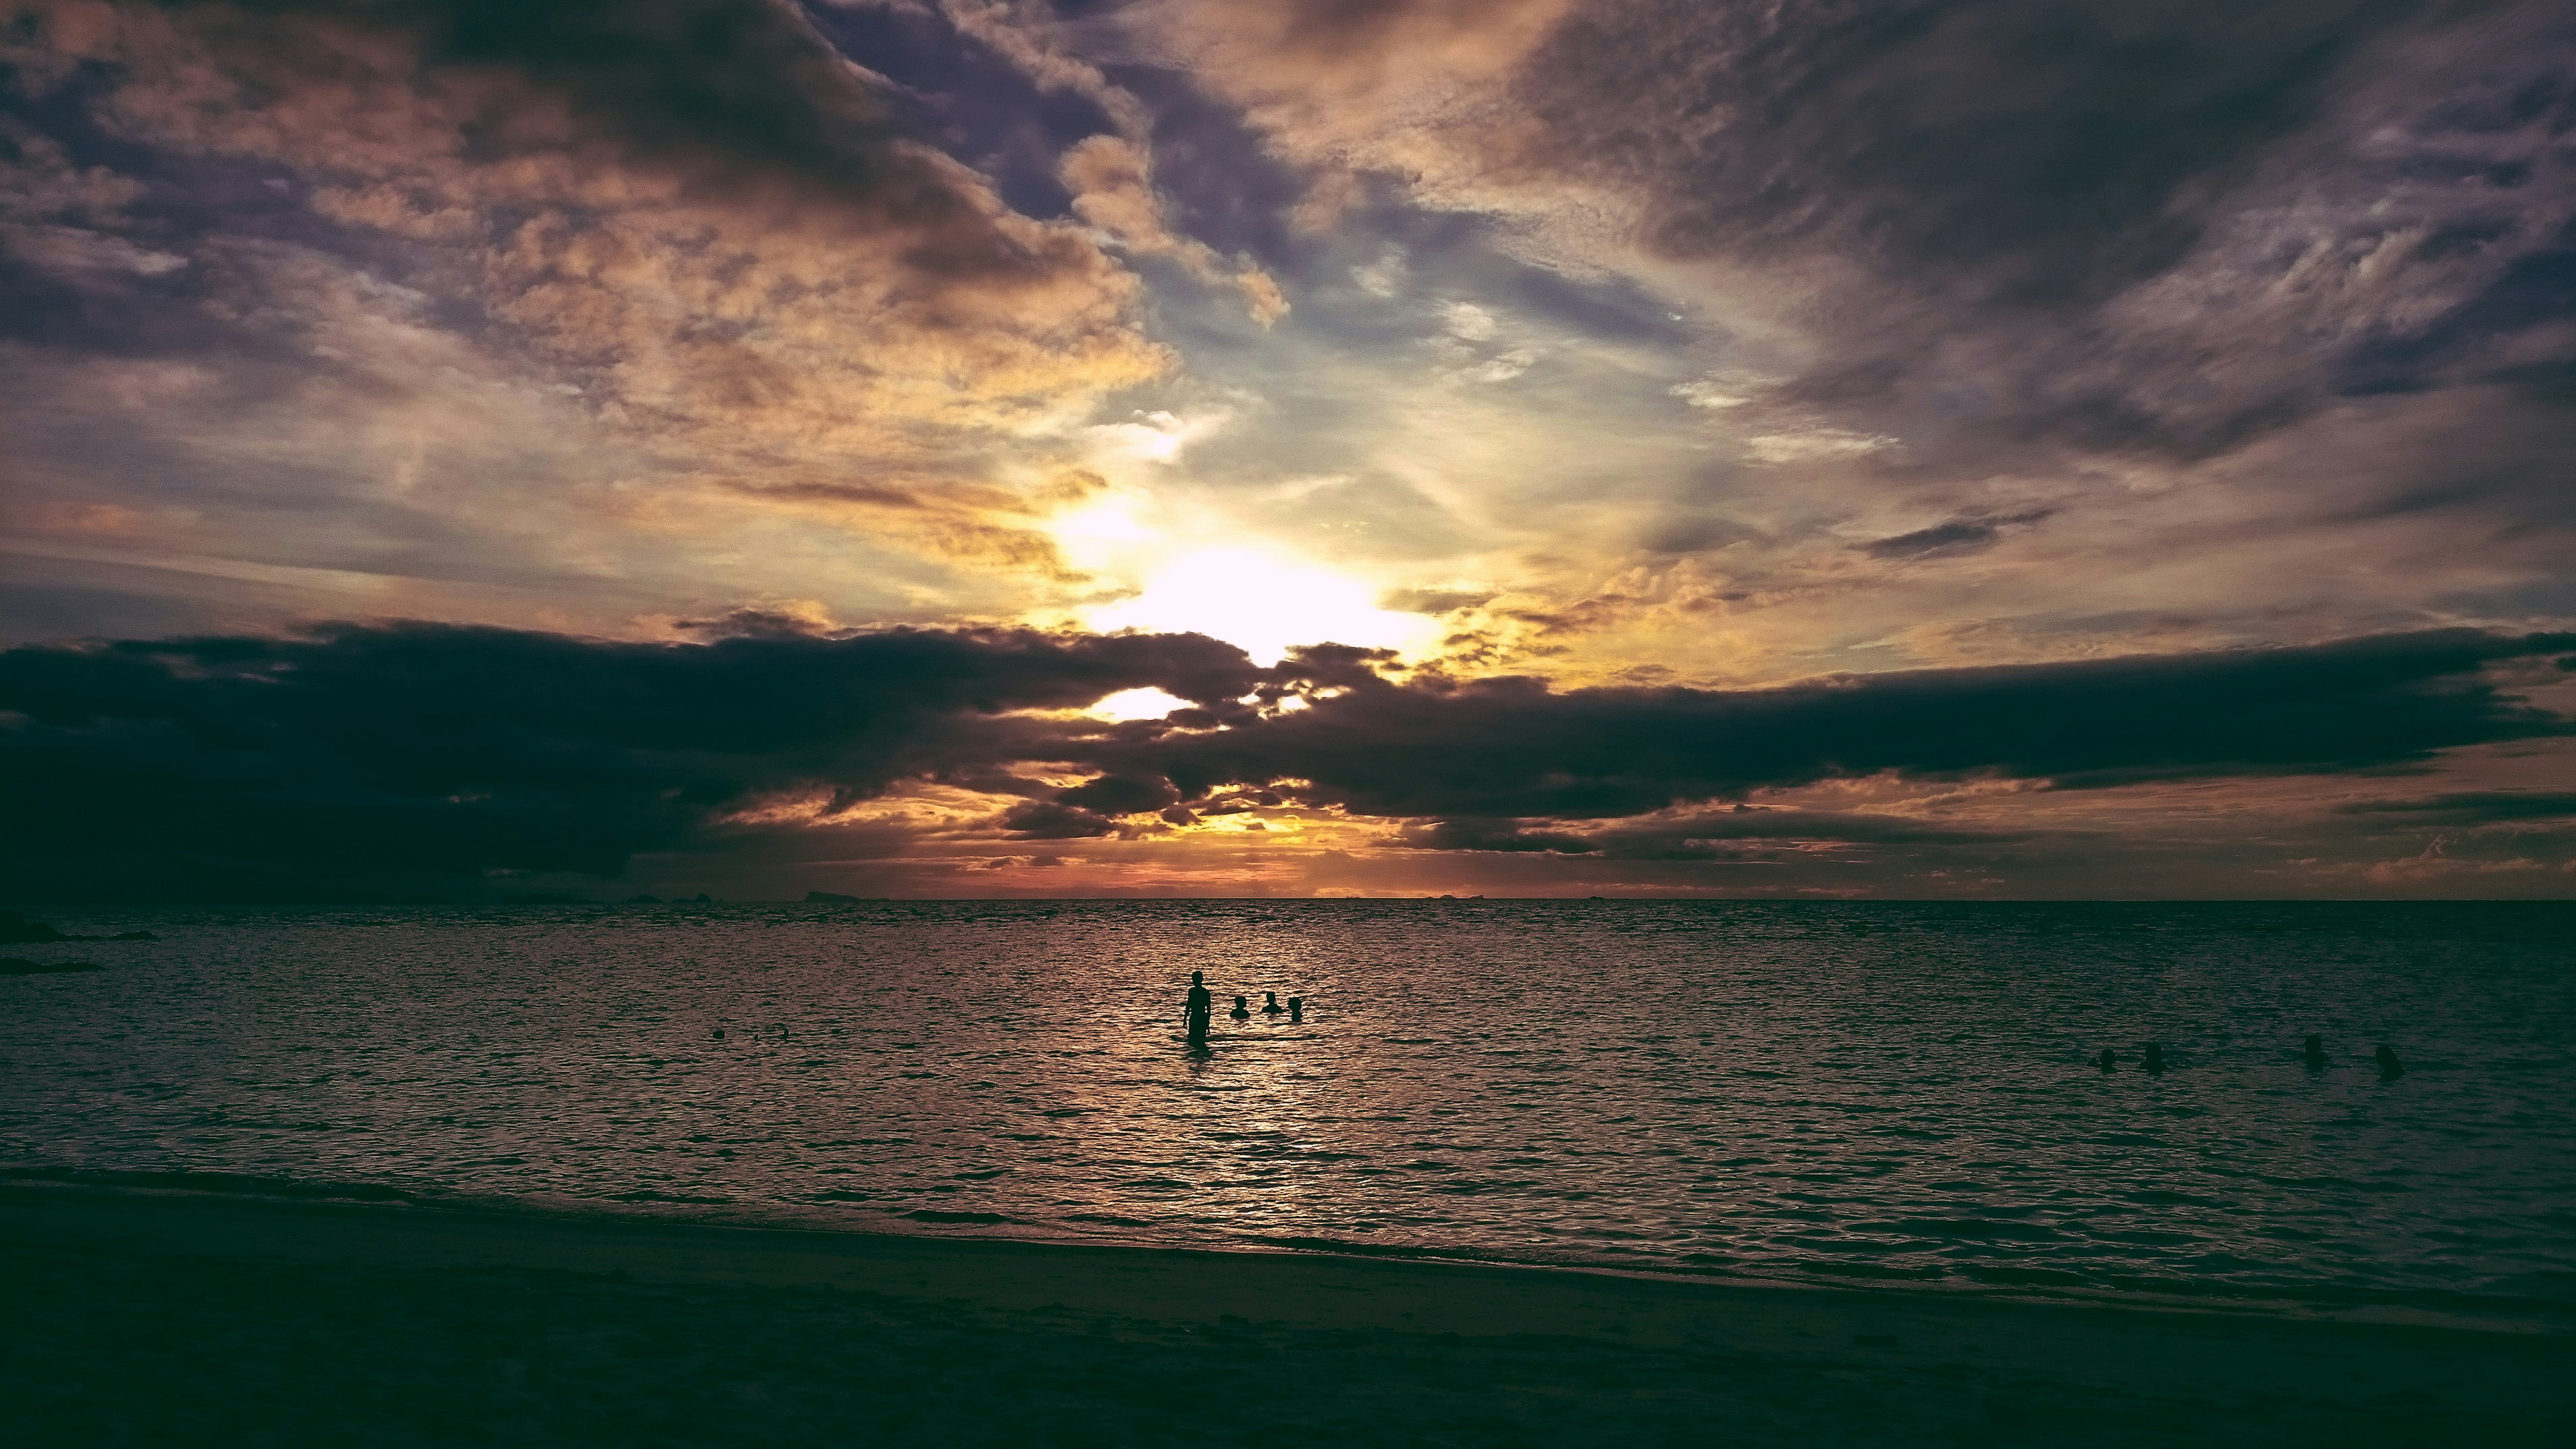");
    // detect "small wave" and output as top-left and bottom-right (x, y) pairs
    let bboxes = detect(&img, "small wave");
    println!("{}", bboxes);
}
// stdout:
(1883, 1217), (2063, 1242)
(1252, 1235), (1456, 1260)
(1797, 1261), (1944, 1281)
(1955, 1263), (2091, 1288)
(0, 1166), (414, 1203)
